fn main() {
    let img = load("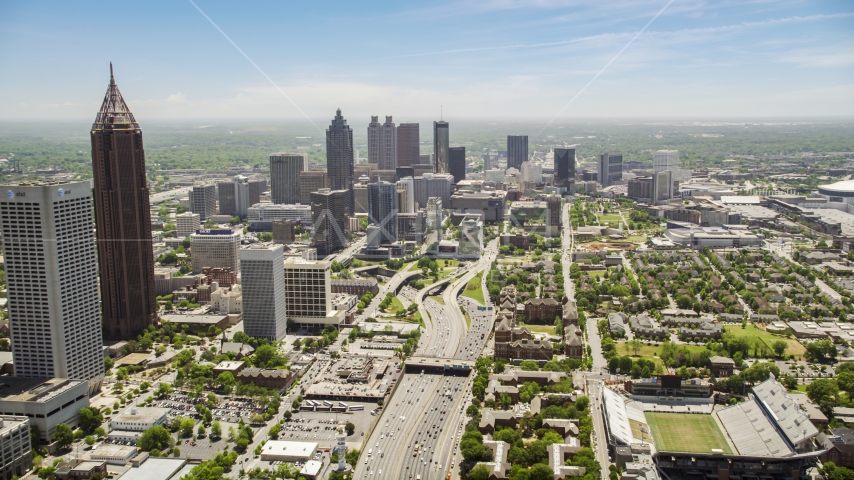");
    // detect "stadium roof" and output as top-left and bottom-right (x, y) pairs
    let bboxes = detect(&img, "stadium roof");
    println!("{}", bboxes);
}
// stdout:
(717, 398), (792, 457)
(818, 179), (854, 194)
(603, 388), (634, 446)
(752, 378), (819, 446)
